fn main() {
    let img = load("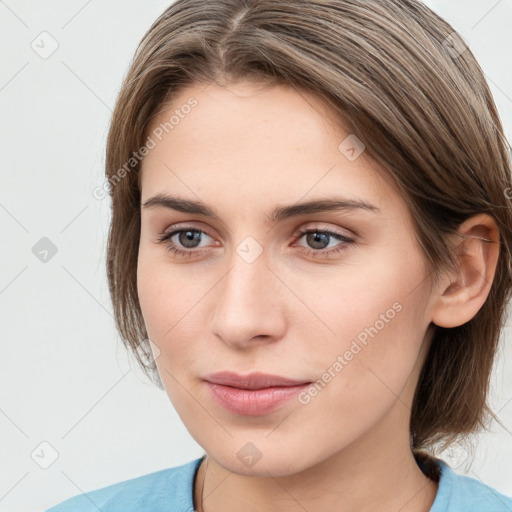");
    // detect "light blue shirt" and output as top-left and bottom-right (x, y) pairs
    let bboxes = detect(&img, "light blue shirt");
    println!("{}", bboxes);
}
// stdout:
(44, 456), (512, 511)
